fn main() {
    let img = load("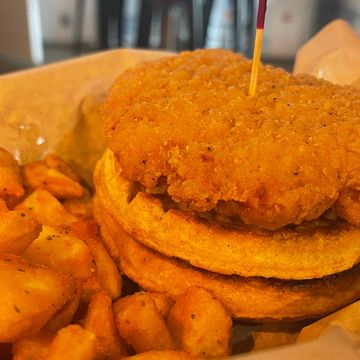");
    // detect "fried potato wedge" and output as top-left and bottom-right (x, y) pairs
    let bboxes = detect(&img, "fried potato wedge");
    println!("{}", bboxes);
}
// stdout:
(45, 285), (82, 333)
(0, 210), (40, 254)
(63, 192), (93, 220)
(46, 325), (96, 360)
(22, 160), (84, 199)
(167, 286), (232, 358)
(71, 220), (121, 299)
(84, 291), (129, 358)
(113, 292), (176, 353)
(148, 293), (174, 319)
(0, 147), (24, 200)
(81, 275), (102, 303)
(16, 189), (78, 227)
(44, 154), (82, 184)
(123, 350), (195, 360)
(0, 254), (76, 342)
(22, 225), (94, 279)
(12, 333), (54, 360)
(86, 236), (121, 299)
